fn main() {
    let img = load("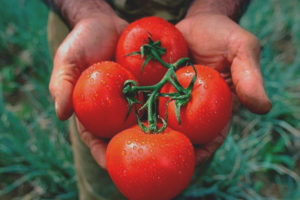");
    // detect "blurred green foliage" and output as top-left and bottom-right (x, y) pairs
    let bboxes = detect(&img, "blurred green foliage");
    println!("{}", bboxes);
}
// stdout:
(0, 0), (299, 199)
(0, 0), (76, 199)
